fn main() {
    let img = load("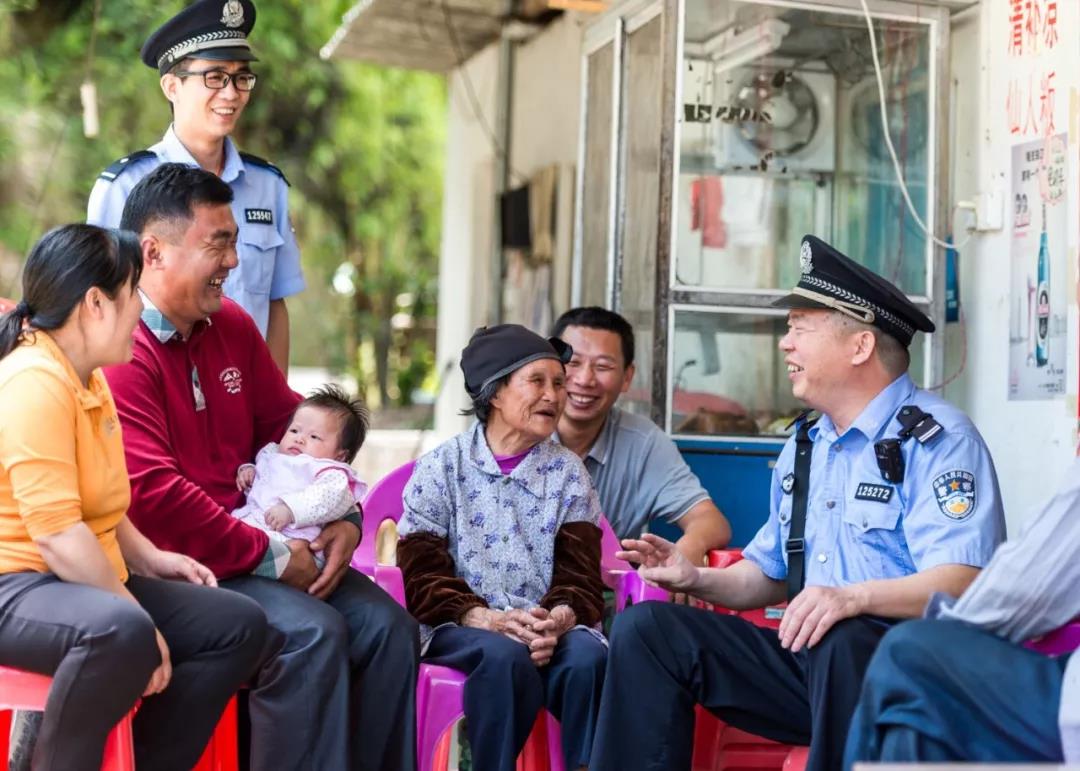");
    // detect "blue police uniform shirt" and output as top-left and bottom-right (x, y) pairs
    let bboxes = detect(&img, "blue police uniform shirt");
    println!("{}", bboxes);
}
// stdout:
(87, 126), (306, 337)
(743, 373), (1006, 586)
